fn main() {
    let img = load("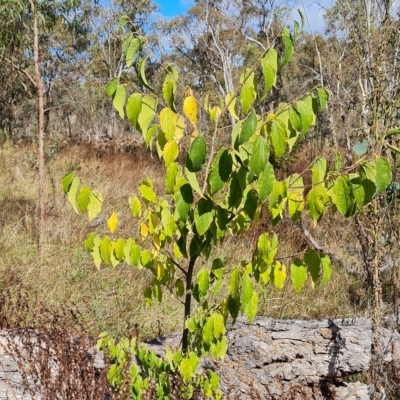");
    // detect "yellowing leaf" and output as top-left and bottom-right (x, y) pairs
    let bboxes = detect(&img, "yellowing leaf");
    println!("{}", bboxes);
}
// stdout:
(140, 221), (149, 240)
(273, 261), (286, 290)
(163, 140), (179, 167)
(87, 190), (103, 221)
(107, 211), (118, 234)
(152, 234), (161, 249)
(225, 91), (238, 120)
(183, 95), (198, 126)
(175, 114), (186, 141)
